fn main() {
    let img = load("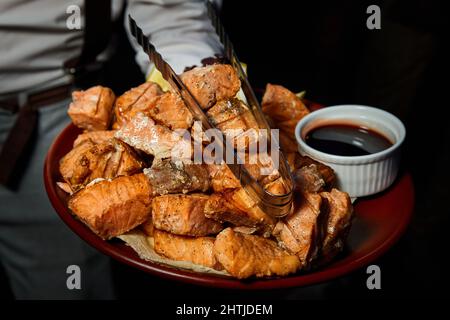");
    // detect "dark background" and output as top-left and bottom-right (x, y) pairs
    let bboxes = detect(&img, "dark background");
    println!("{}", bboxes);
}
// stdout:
(1, 0), (449, 299)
